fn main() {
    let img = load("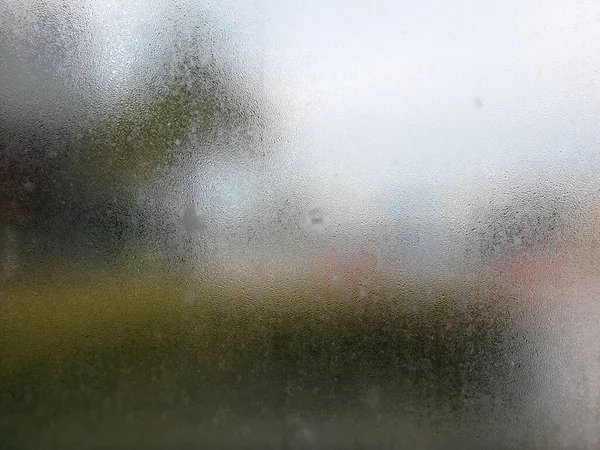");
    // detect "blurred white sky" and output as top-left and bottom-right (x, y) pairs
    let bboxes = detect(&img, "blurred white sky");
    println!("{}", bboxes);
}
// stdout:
(6, 0), (600, 183)
(90, 0), (600, 271)
(3, 0), (600, 274)
(252, 0), (600, 252)
(259, 0), (600, 180)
